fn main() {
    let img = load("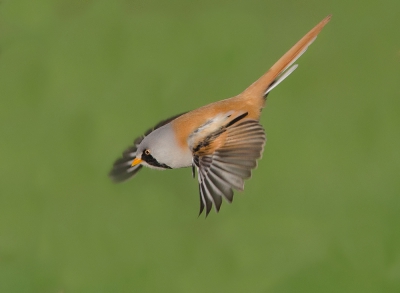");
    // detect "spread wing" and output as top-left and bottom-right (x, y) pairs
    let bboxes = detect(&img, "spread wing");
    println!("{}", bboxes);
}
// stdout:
(192, 116), (266, 216)
(109, 113), (186, 182)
